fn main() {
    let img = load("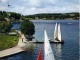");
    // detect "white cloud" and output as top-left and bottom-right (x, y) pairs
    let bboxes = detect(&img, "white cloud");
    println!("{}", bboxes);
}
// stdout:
(0, 0), (79, 15)
(0, 5), (6, 10)
(0, 2), (7, 11)
(75, 0), (79, 2)
(27, 0), (41, 7)
(27, 0), (56, 8)
(0, 0), (8, 3)
(31, 7), (36, 10)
